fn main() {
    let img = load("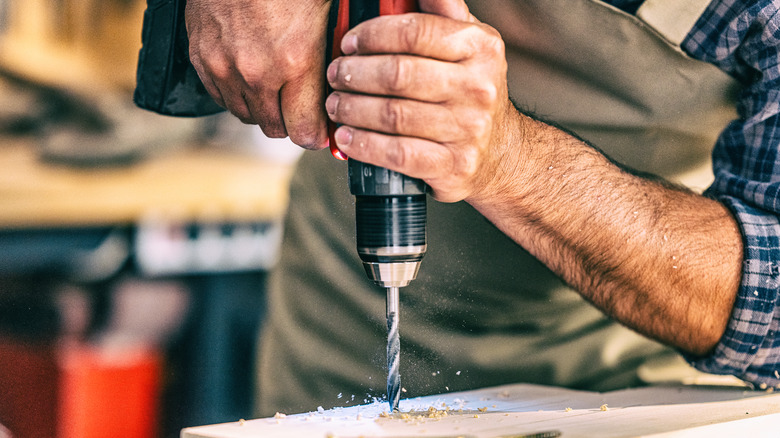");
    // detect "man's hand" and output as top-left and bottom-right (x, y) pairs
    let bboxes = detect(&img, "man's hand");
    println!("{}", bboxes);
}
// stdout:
(326, 1), (517, 202)
(185, 0), (331, 148)
(325, 0), (742, 357)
